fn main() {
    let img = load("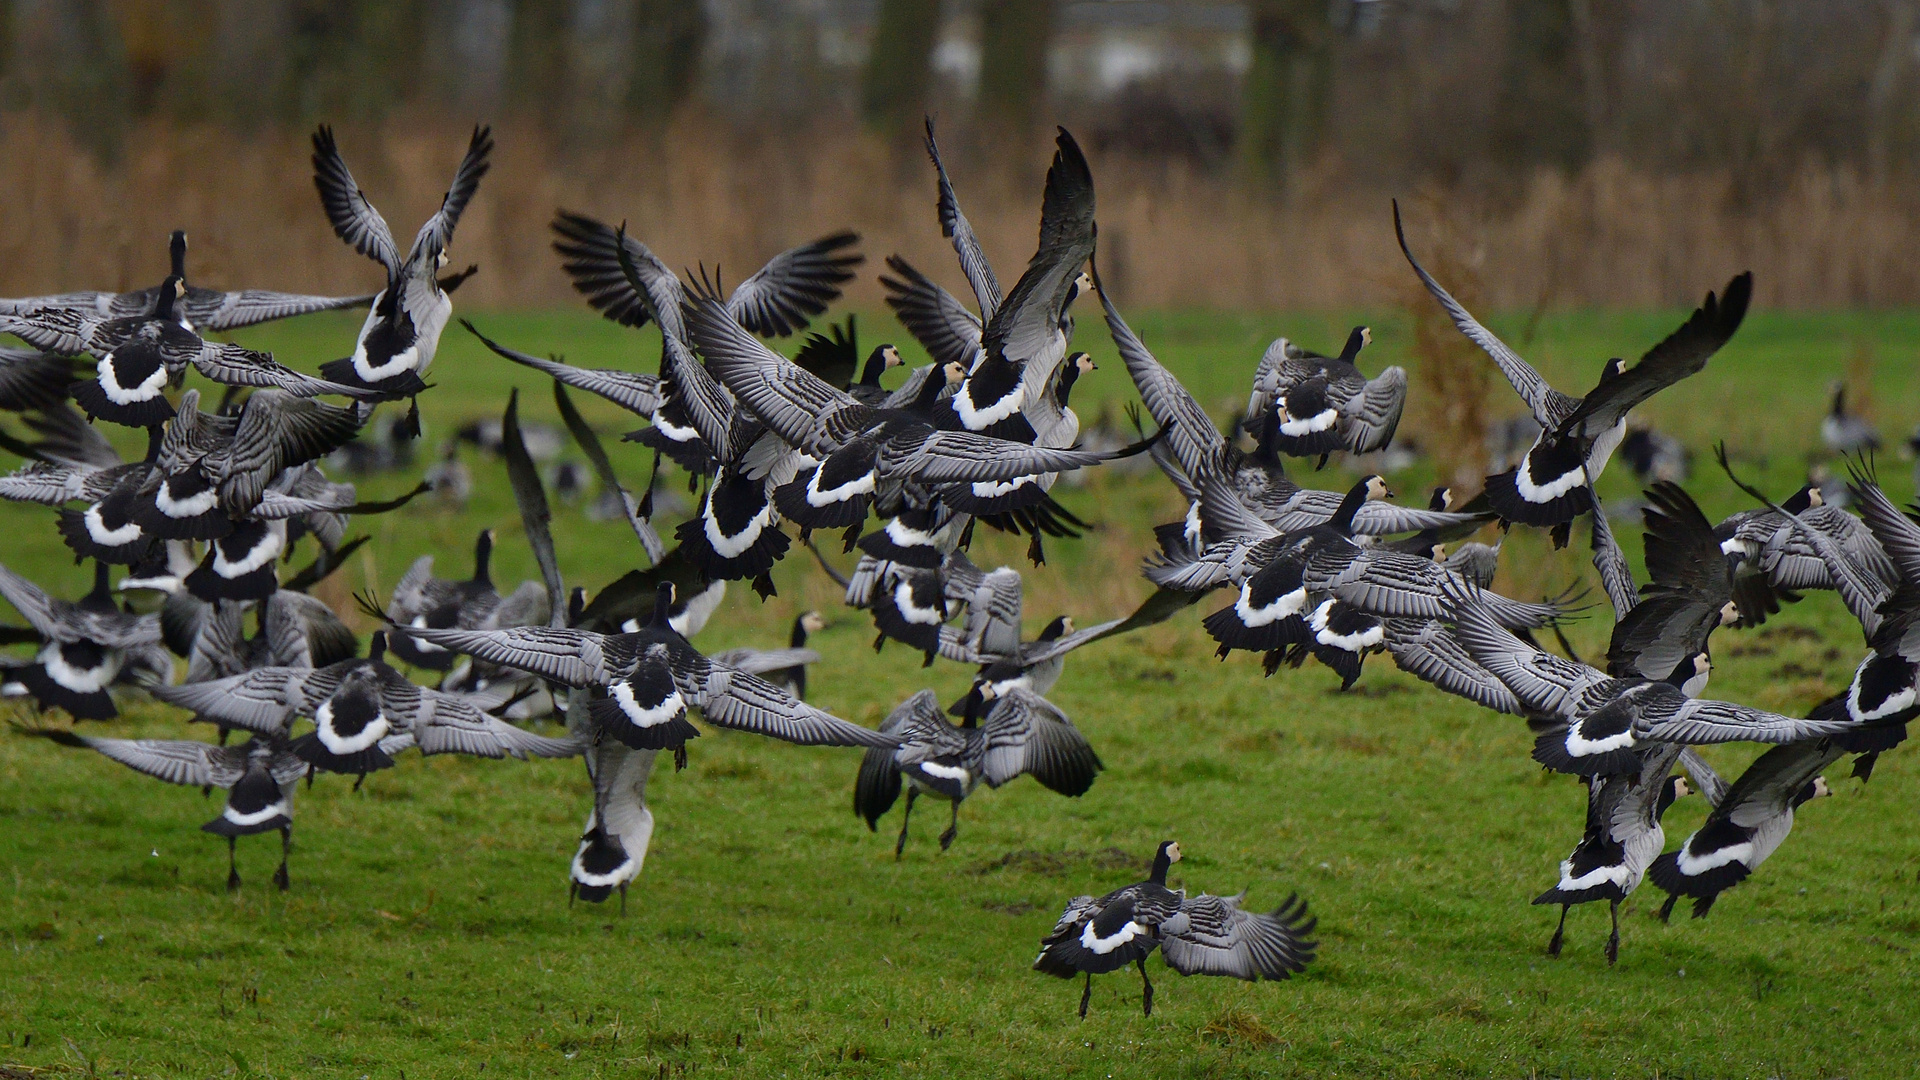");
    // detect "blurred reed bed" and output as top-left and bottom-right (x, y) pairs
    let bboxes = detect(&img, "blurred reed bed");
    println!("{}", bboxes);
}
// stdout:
(3, 109), (1920, 312)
